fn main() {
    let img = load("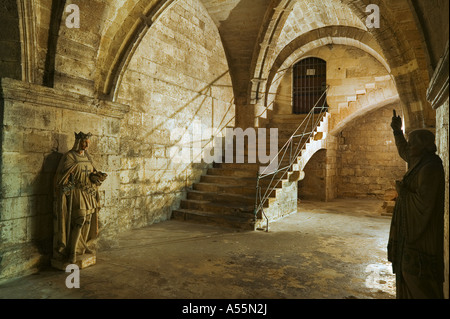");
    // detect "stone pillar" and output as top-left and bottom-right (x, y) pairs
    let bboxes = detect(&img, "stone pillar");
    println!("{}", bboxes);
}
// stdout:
(426, 42), (449, 299)
(324, 134), (338, 201)
(235, 104), (256, 128)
